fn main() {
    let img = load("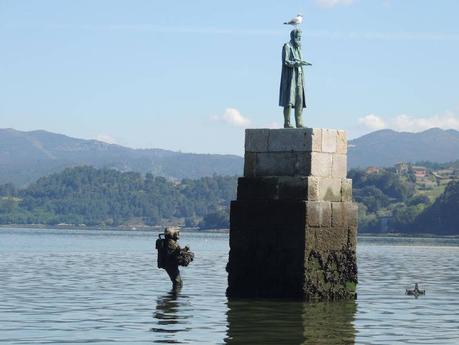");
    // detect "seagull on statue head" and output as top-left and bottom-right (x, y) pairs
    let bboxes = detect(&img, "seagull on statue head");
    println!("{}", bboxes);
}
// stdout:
(284, 14), (303, 28)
